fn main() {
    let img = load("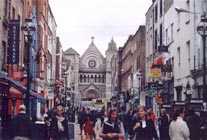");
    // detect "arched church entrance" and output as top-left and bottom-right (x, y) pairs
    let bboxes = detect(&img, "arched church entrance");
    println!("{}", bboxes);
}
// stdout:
(84, 89), (98, 101)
